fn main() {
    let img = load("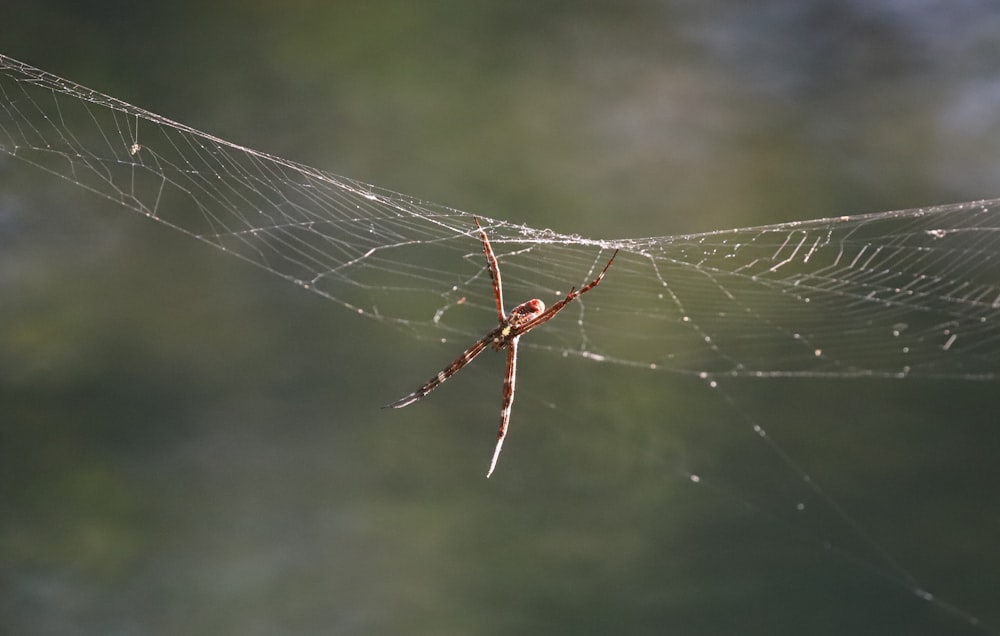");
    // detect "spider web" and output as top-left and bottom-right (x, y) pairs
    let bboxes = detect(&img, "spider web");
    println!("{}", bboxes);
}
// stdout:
(1, 52), (999, 384)
(1, 53), (998, 633)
